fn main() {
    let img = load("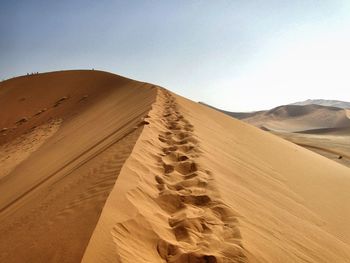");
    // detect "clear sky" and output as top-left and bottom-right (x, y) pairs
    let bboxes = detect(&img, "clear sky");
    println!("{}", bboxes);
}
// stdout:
(1, 1), (350, 111)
